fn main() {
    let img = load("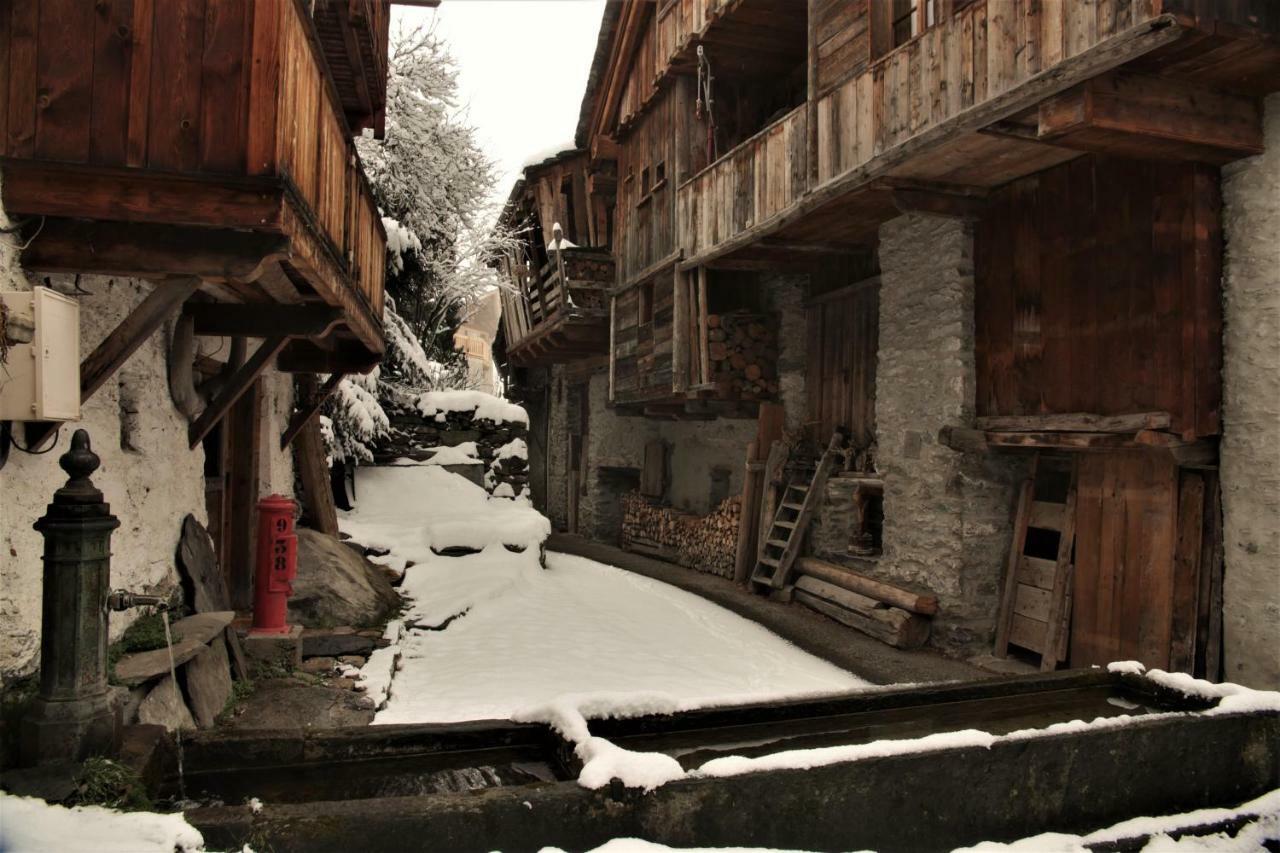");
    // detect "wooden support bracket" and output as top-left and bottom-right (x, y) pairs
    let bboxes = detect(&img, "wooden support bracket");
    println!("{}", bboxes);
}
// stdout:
(188, 336), (288, 448)
(280, 372), (346, 450)
(186, 303), (344, 338)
